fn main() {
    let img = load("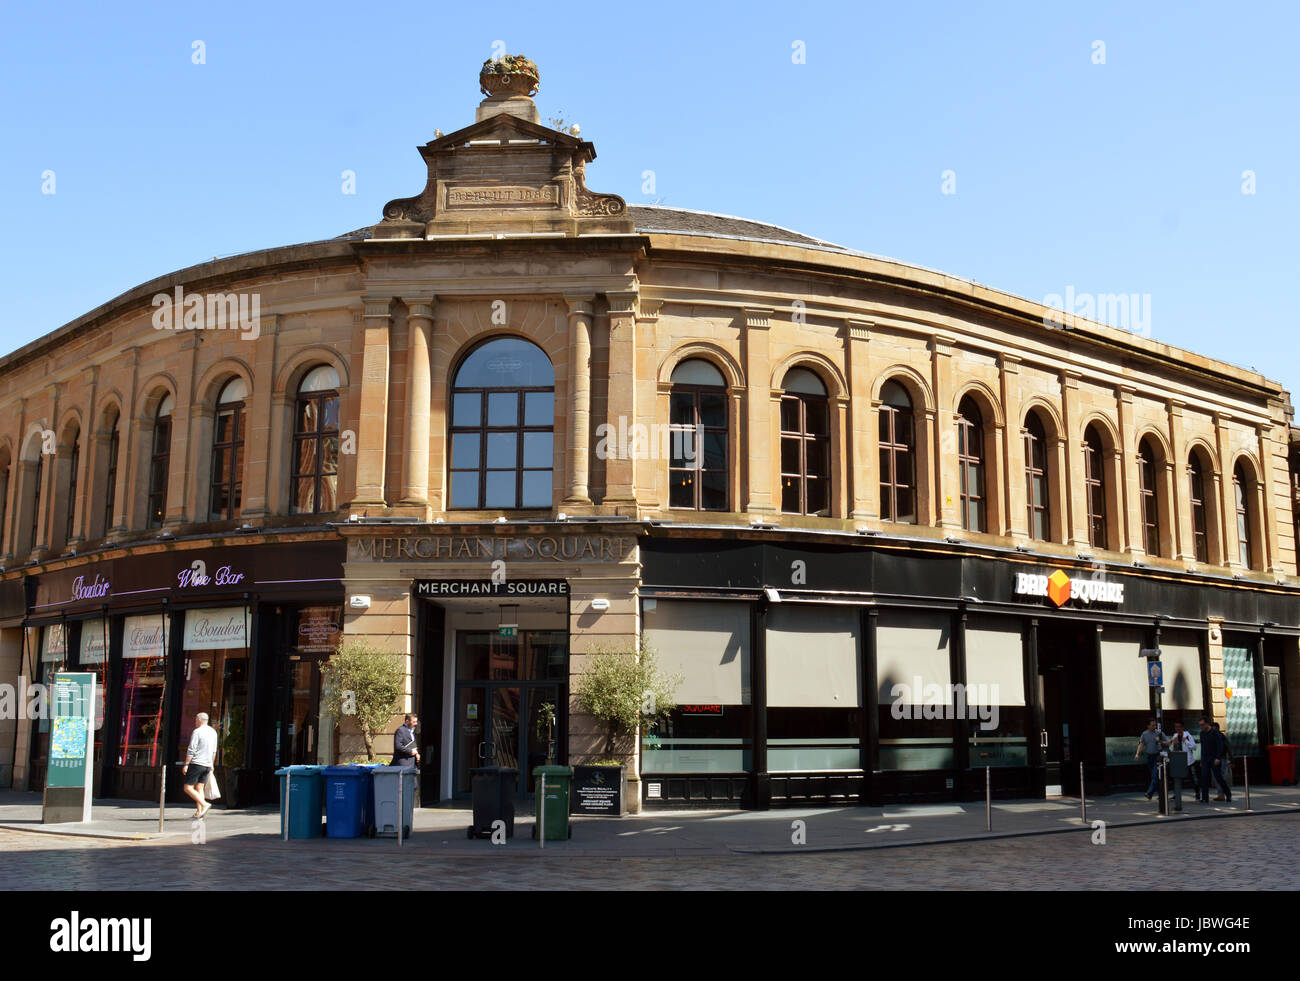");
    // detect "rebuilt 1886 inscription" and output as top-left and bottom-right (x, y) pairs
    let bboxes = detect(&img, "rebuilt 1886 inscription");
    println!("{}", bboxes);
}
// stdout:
(446, 184), (559, 207)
